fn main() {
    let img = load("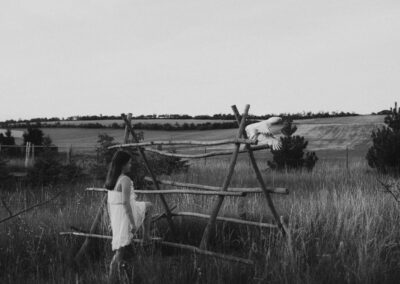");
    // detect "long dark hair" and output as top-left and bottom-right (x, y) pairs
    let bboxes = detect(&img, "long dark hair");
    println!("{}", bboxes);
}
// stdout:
(104, 150), (131, 190)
